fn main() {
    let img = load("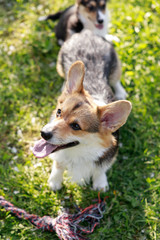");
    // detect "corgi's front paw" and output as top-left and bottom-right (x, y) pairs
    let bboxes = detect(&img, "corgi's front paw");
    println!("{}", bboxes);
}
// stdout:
(48, 178), (62, 191)
(93, 176), (109, 192)
(93, 185), (109, 192)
